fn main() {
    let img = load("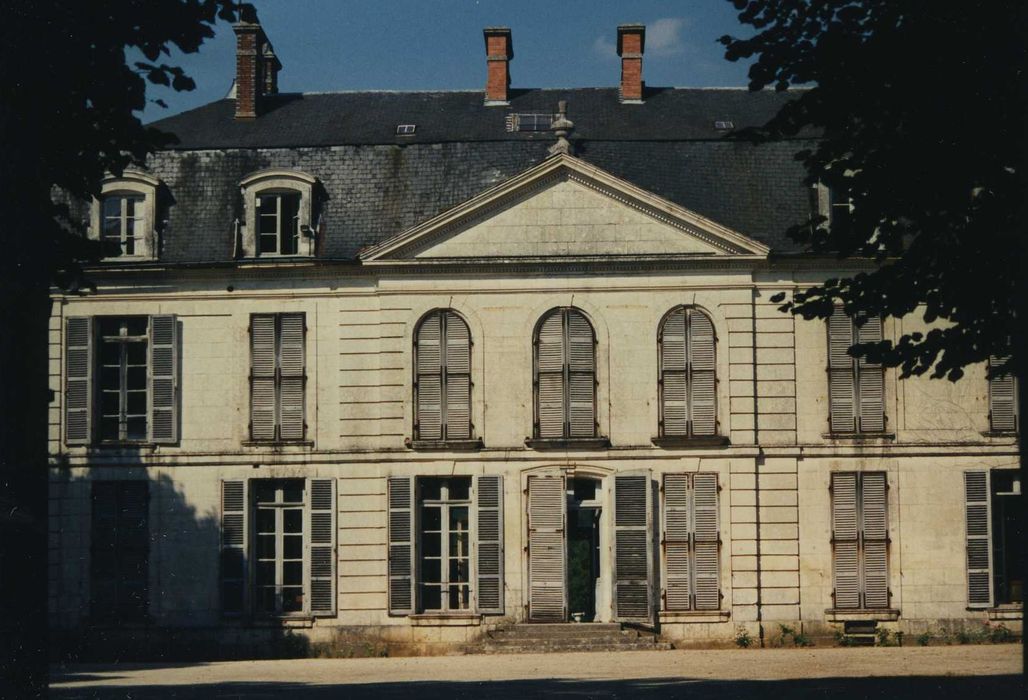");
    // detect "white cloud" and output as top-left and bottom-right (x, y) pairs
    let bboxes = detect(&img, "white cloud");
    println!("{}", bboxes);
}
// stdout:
(592, 17), (689, 60)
